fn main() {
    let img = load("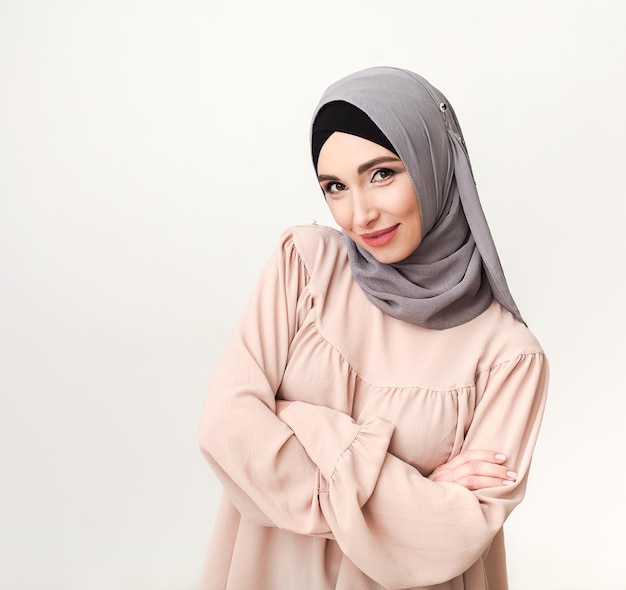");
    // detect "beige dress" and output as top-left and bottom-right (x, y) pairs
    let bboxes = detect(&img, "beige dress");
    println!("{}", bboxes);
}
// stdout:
(198, 224), (548, 590)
